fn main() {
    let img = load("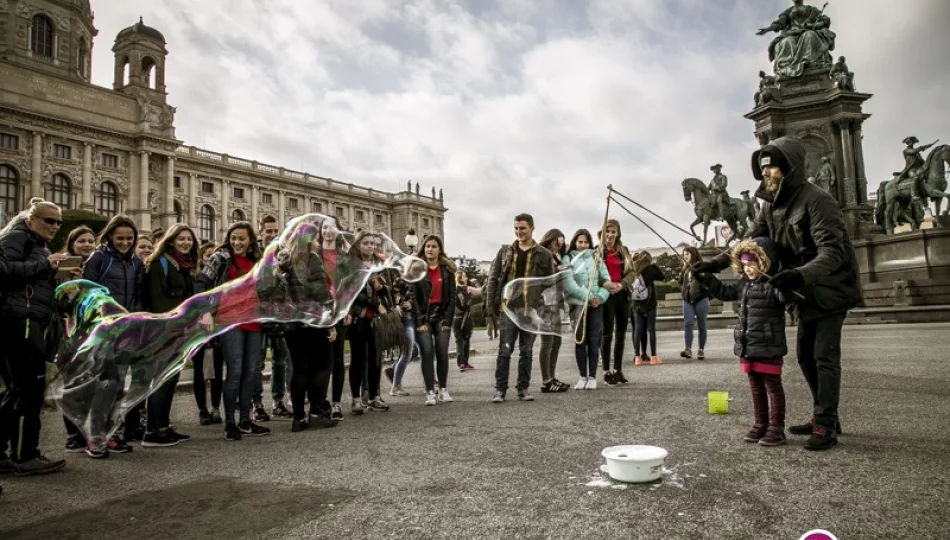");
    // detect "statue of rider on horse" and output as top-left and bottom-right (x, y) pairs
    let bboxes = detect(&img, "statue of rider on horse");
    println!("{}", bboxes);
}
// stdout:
(875, 136), (950, 234)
